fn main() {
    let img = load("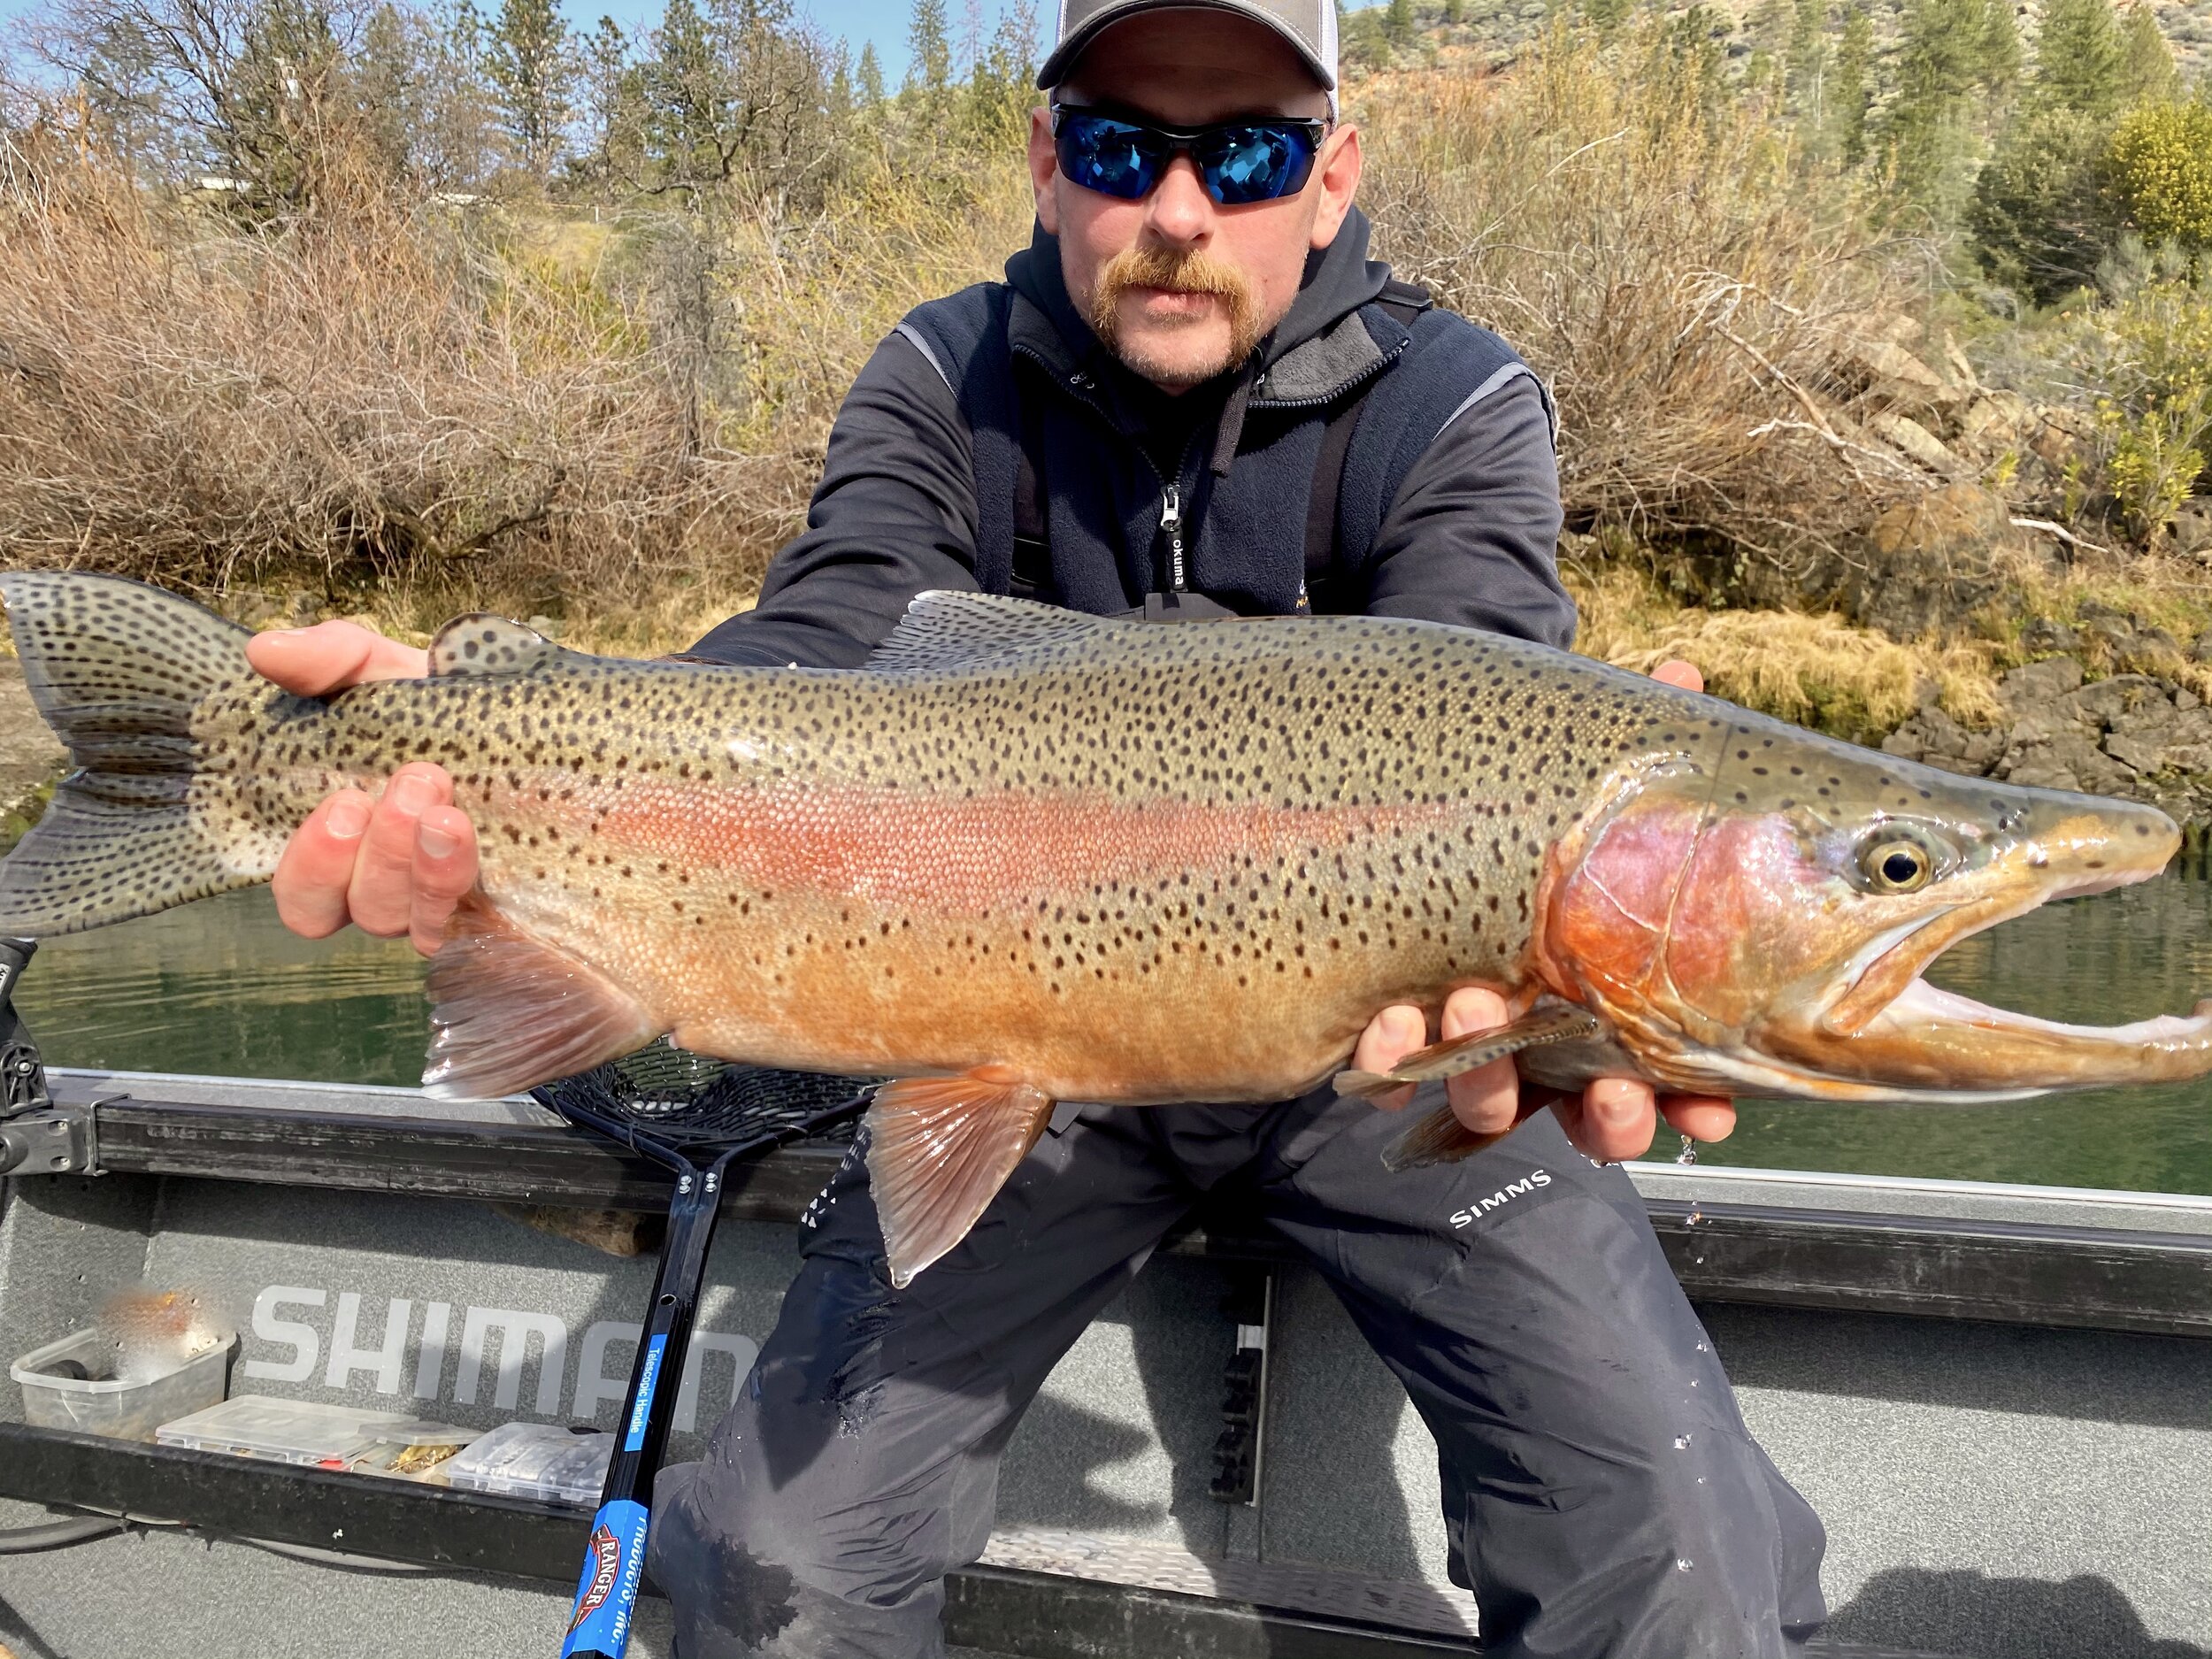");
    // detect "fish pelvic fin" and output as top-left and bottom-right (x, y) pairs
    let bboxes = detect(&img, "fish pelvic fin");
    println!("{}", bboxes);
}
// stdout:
(1382, 1106), (1516, 1173)
(864, 1071), (1056, 1288)
(0, 571), (281, 934)
(1333, 1005), (1604, 1101)
(423, 899), (660, 1100)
